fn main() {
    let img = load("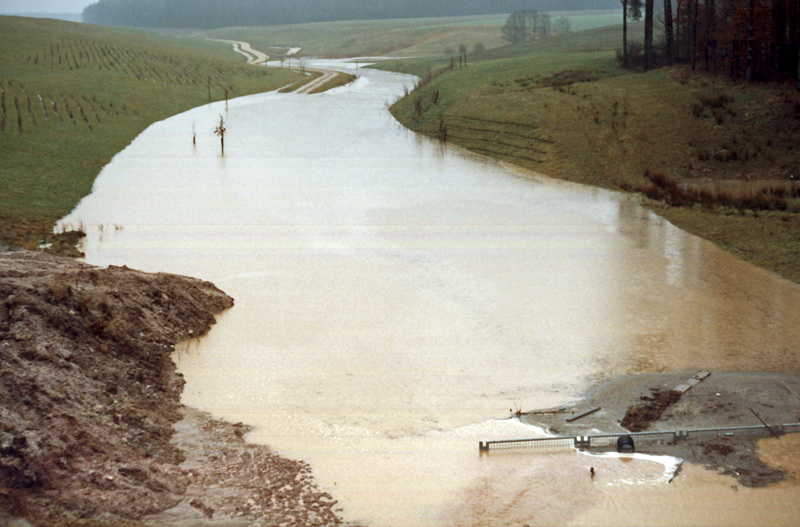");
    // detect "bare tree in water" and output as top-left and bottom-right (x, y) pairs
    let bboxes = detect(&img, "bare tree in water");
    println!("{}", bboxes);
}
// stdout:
(213, 115), (226, 155)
